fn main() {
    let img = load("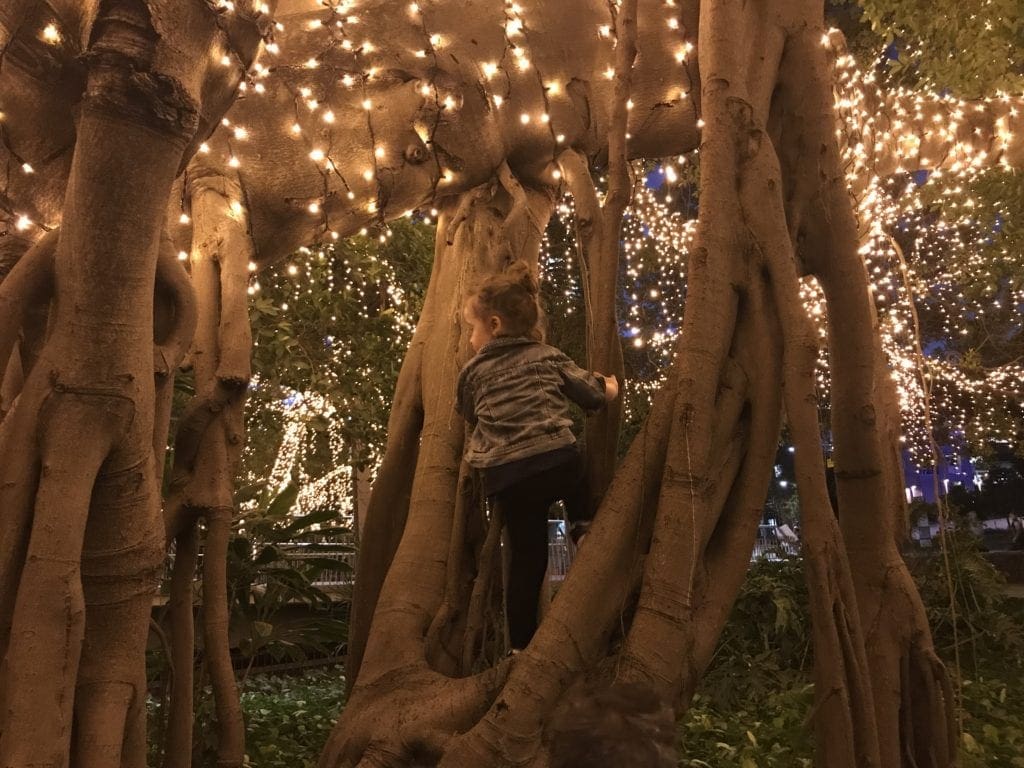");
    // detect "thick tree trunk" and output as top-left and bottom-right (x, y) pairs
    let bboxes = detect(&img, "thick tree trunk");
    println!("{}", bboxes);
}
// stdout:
(323, 2), (954, 767)
(775, 25), (956, 768)
(346, 173), (555, 687)
(0, 1), (201, 762)
(159, 171), (257, 767)
(324, 174), (555, 766)
(0, 2), (266, 764)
